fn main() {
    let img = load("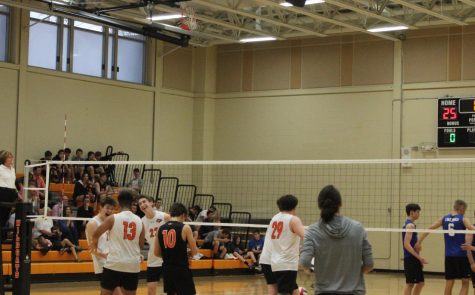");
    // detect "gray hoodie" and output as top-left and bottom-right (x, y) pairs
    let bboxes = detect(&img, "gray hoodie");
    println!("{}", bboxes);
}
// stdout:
(300, 216), (373, 295)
